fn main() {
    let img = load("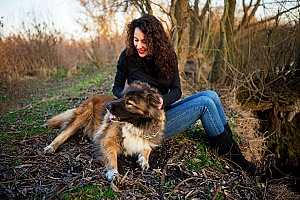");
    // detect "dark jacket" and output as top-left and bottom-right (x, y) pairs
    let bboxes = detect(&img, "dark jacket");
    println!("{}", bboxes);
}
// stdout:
(112, 49), (182, 109)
